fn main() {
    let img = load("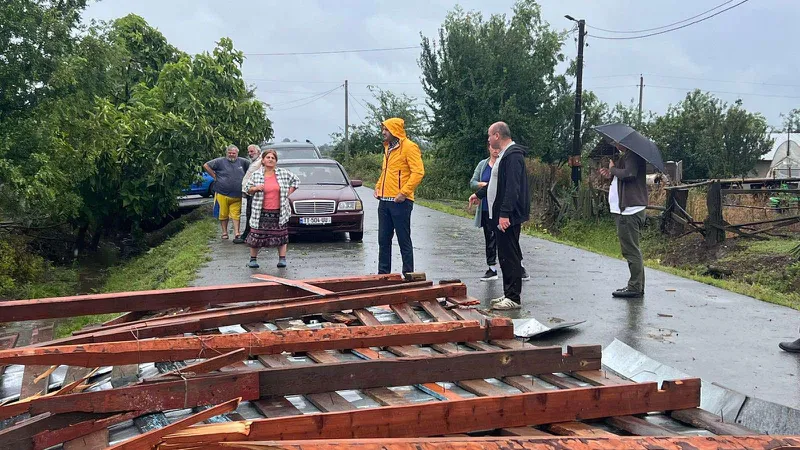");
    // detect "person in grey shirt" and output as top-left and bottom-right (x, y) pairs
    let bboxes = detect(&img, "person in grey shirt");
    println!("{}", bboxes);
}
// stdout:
(204, 145), (251, 240)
